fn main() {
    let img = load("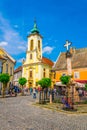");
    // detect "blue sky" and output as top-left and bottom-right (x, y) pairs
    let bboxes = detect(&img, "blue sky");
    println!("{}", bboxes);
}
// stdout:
(0, 0), (87, 69)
